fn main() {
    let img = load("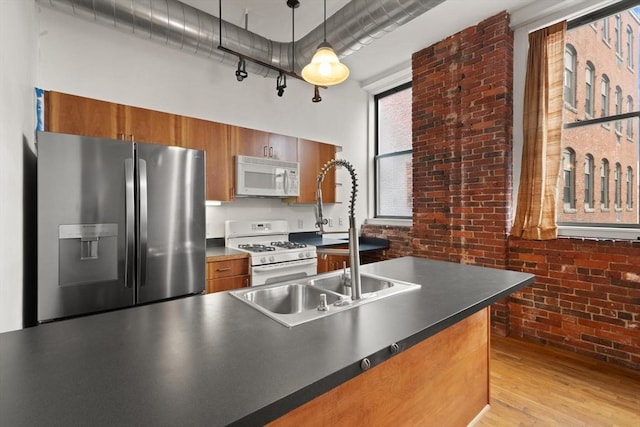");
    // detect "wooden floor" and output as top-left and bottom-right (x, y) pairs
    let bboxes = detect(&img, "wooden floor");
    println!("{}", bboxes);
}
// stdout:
(475, 336), (640, 427)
